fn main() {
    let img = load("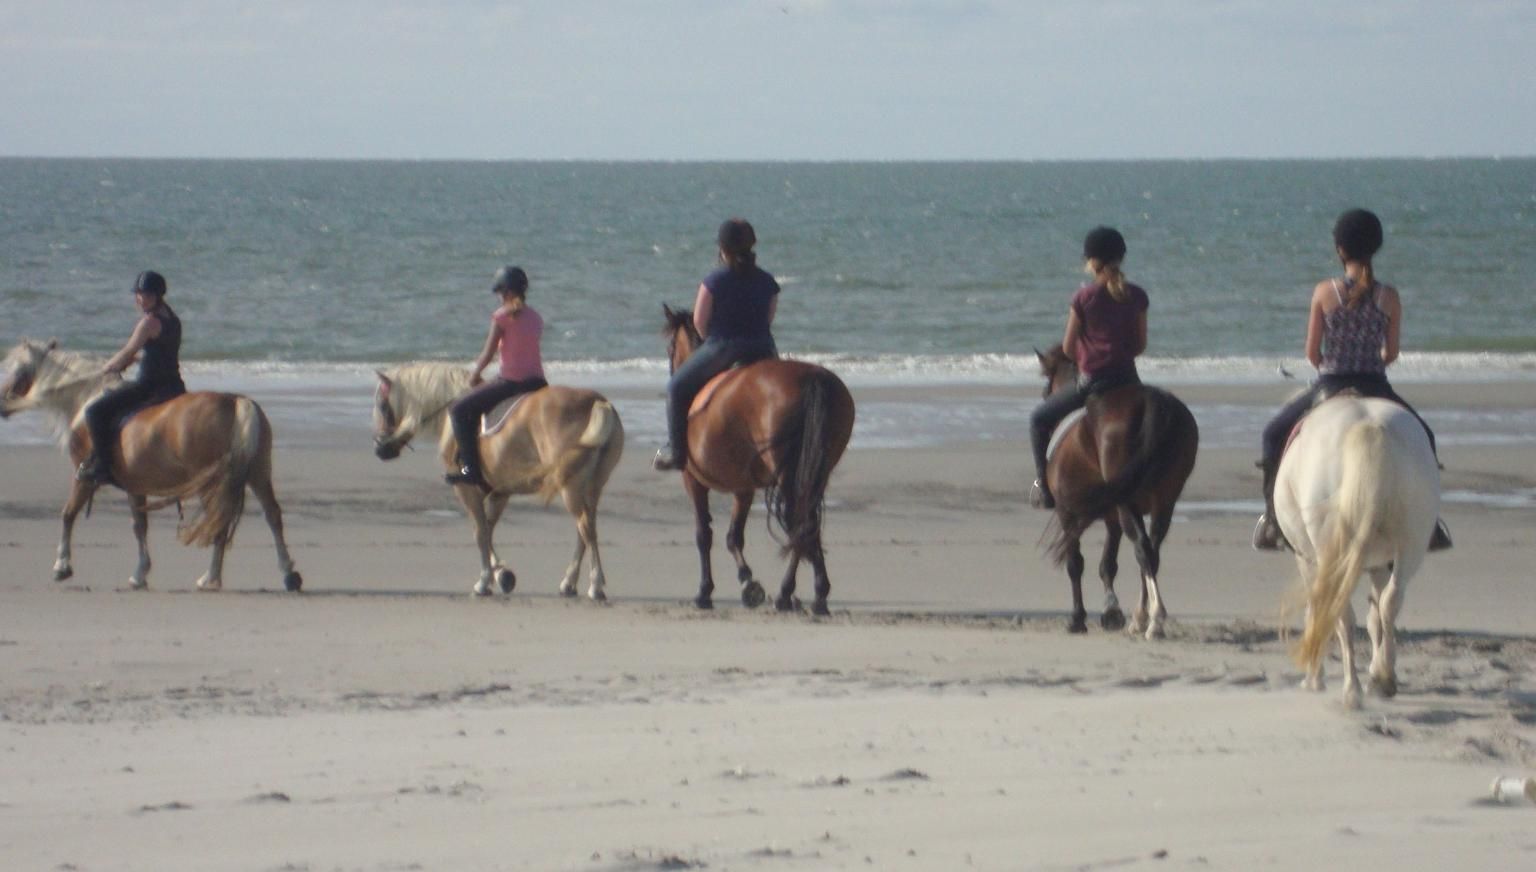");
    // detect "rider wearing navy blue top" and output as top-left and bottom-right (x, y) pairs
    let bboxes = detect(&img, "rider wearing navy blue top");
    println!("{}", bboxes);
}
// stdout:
(653, 219), (780, 471)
